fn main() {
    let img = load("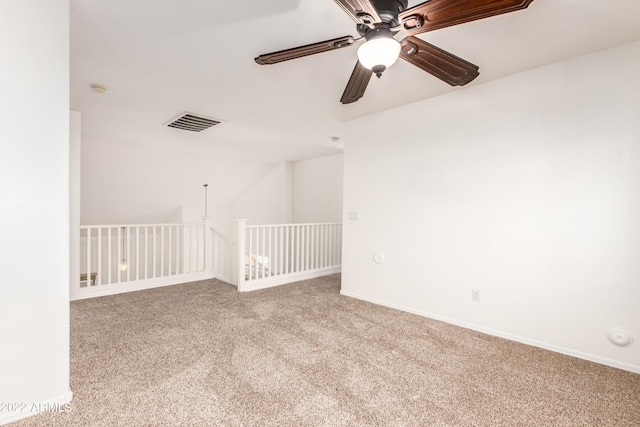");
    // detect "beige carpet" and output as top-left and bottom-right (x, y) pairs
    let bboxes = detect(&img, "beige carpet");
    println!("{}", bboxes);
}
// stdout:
(13, 274), (640, 426)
